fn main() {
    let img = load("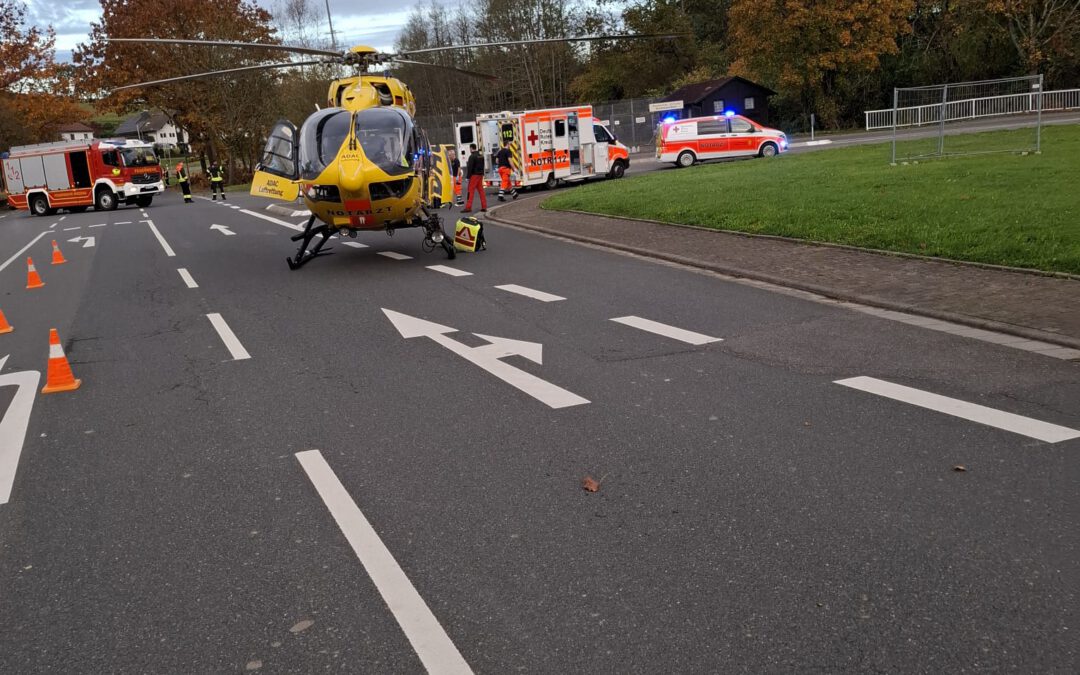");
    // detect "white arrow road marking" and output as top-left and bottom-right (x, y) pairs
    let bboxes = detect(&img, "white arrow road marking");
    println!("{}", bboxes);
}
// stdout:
(210, 224), (236, 236)
(177, 268), (198, 288)
(426, 265), (472, 277)
(383, 309), (588, 409)
(835, 376), (1080, 443)
(495, 284), (565, 302)
(610, 316), (722, 346)
(0, 232), (47, 273)
(144, 220), (175, 257)
(67, 236), (95, 248)
(206, 313), (251, 360)
(342, 242), (368, 249)
(378, 251), (412, 261)
(0, 356), (42, 506)
(296, 450), (473, 675)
